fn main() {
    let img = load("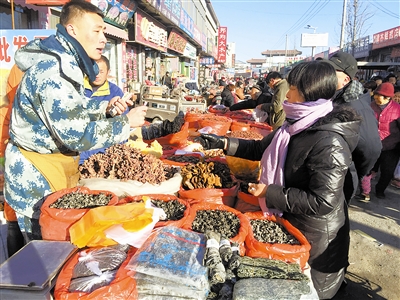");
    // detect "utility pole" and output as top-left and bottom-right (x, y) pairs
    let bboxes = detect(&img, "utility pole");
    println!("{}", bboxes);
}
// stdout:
(285, 35), (288, 66)
(340, 0), (347, 49)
